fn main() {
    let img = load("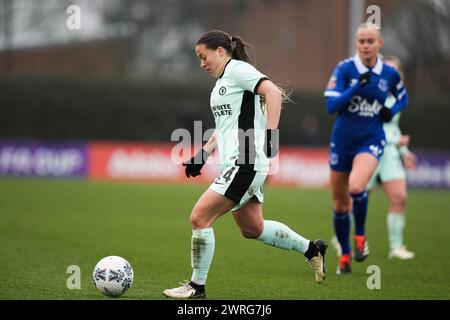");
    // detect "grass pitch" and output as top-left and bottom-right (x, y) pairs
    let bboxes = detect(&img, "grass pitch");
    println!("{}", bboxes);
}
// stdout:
(0, 178), (449, 299)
